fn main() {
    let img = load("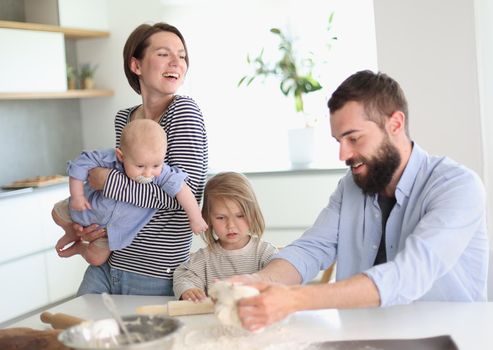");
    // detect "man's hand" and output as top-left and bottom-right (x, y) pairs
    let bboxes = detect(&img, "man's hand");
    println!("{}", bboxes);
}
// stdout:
(87, 167), (111, 190)
(181, 288), (207, 302)
(236, 283), (300, 332)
